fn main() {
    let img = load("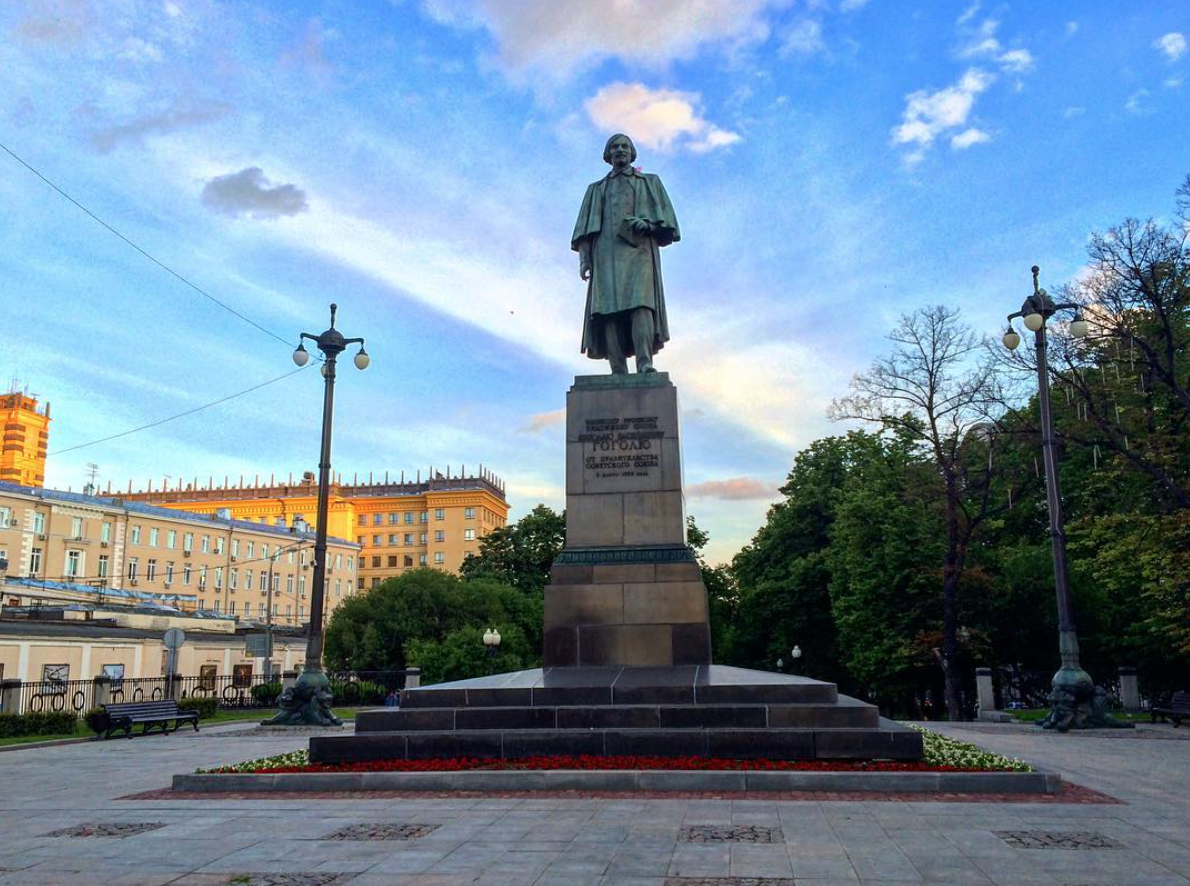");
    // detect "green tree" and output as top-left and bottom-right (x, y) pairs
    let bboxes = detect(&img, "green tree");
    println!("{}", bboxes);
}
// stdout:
(459, 504), (565, 596)
(686, 515), (737, 660)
